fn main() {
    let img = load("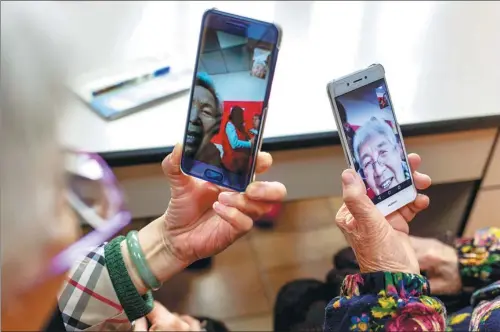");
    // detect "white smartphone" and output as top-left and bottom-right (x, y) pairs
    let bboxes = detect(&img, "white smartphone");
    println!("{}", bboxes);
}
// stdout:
(326, 64), (417, 216)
